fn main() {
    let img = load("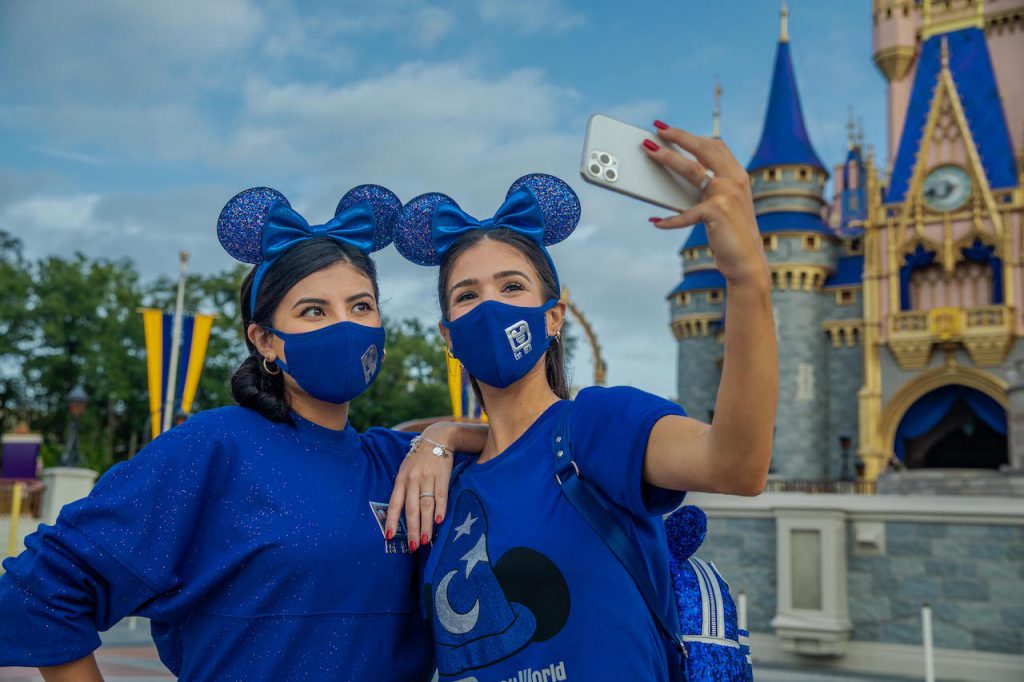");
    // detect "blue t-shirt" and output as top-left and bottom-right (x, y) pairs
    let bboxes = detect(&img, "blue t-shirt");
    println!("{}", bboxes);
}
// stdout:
(422, 386), (686, 681)
(0, 406), (432, 681)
